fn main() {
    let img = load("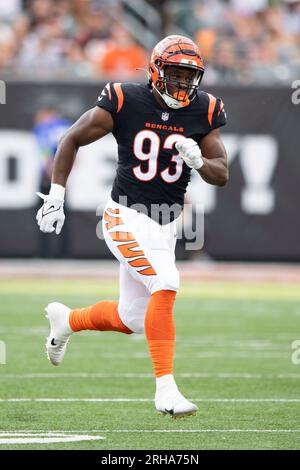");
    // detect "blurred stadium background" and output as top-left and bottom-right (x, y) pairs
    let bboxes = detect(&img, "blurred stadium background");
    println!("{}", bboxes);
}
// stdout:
(0, 0), (300, 450)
